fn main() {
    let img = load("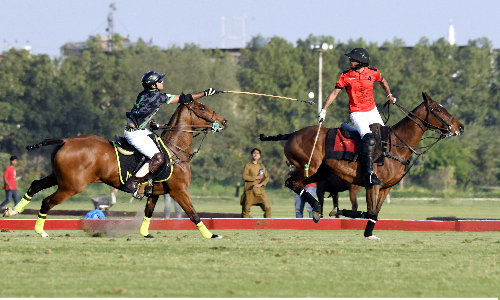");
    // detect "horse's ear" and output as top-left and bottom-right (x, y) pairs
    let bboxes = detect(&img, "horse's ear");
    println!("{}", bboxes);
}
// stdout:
(422, 92), (431, 103)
